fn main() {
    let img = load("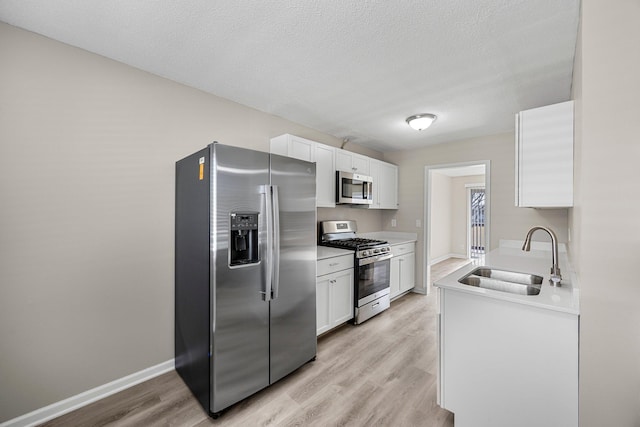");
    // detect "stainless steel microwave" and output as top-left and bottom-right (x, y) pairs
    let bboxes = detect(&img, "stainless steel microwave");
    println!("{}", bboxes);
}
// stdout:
(336, 171), (373, 205)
